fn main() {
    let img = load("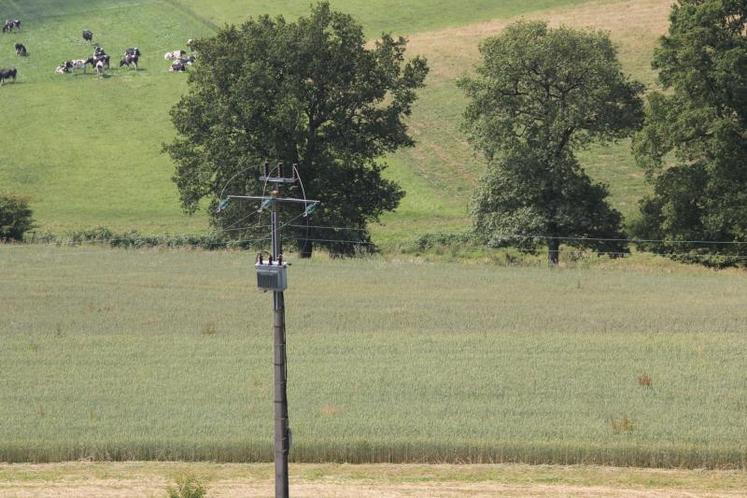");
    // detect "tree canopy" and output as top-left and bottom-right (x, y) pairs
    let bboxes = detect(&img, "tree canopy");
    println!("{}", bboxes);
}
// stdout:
(165, 2), (428, 256)
(632, 0), (747, 266)
(460, 21), (644, 264)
